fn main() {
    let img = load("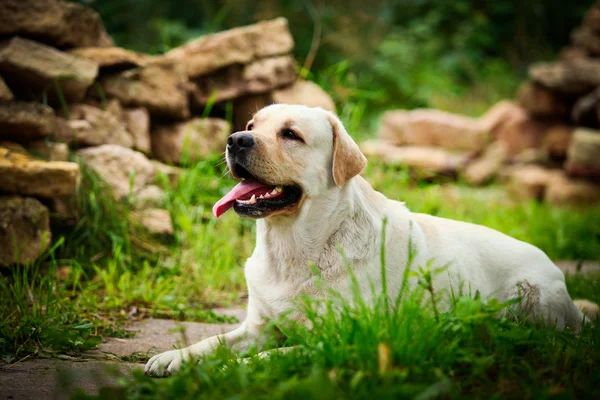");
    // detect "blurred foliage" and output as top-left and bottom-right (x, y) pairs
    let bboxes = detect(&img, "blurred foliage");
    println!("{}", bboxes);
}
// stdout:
(75, 0), (593, 113)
